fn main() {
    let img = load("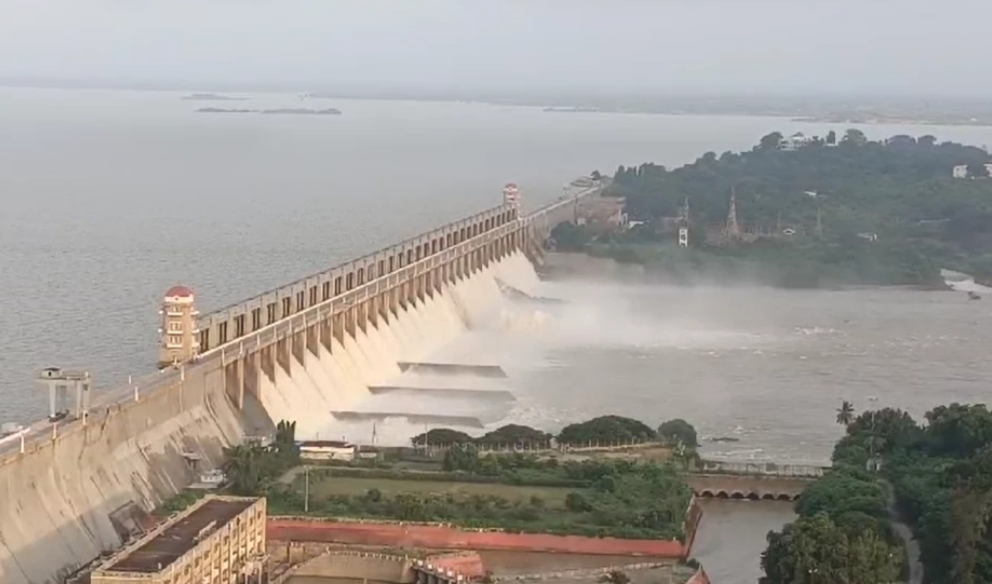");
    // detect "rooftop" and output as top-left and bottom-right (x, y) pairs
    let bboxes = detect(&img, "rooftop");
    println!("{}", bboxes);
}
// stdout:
(100, 497), (257, 574)
(164, 285), (193, 298)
